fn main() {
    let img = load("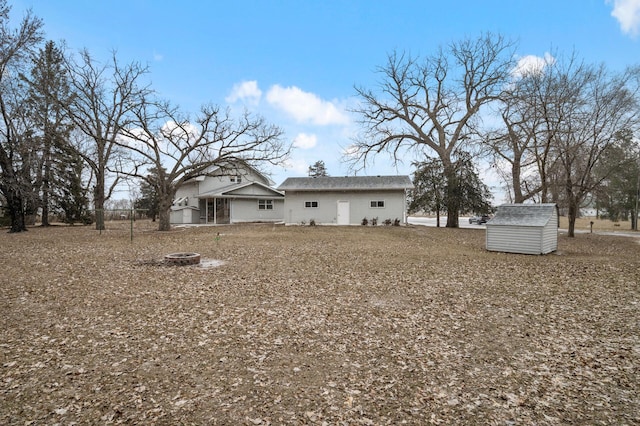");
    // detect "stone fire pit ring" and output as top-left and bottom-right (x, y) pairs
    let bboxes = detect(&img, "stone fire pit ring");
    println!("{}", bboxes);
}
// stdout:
(164, 252), (201, 266)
